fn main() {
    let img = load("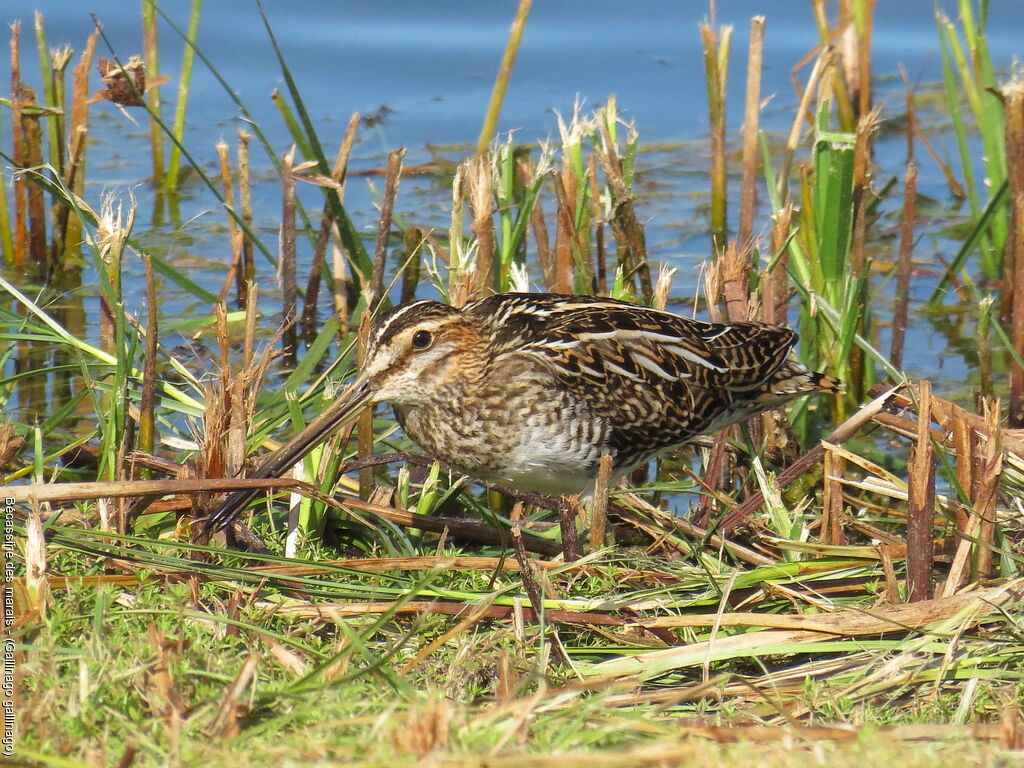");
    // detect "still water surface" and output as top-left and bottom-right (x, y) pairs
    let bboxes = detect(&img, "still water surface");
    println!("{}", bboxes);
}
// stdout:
(3, 1), (1022, 390)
